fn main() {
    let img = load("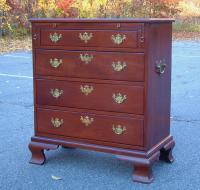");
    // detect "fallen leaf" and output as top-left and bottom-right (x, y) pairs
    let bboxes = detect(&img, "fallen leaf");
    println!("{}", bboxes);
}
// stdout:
(51, 175), (62, 180)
